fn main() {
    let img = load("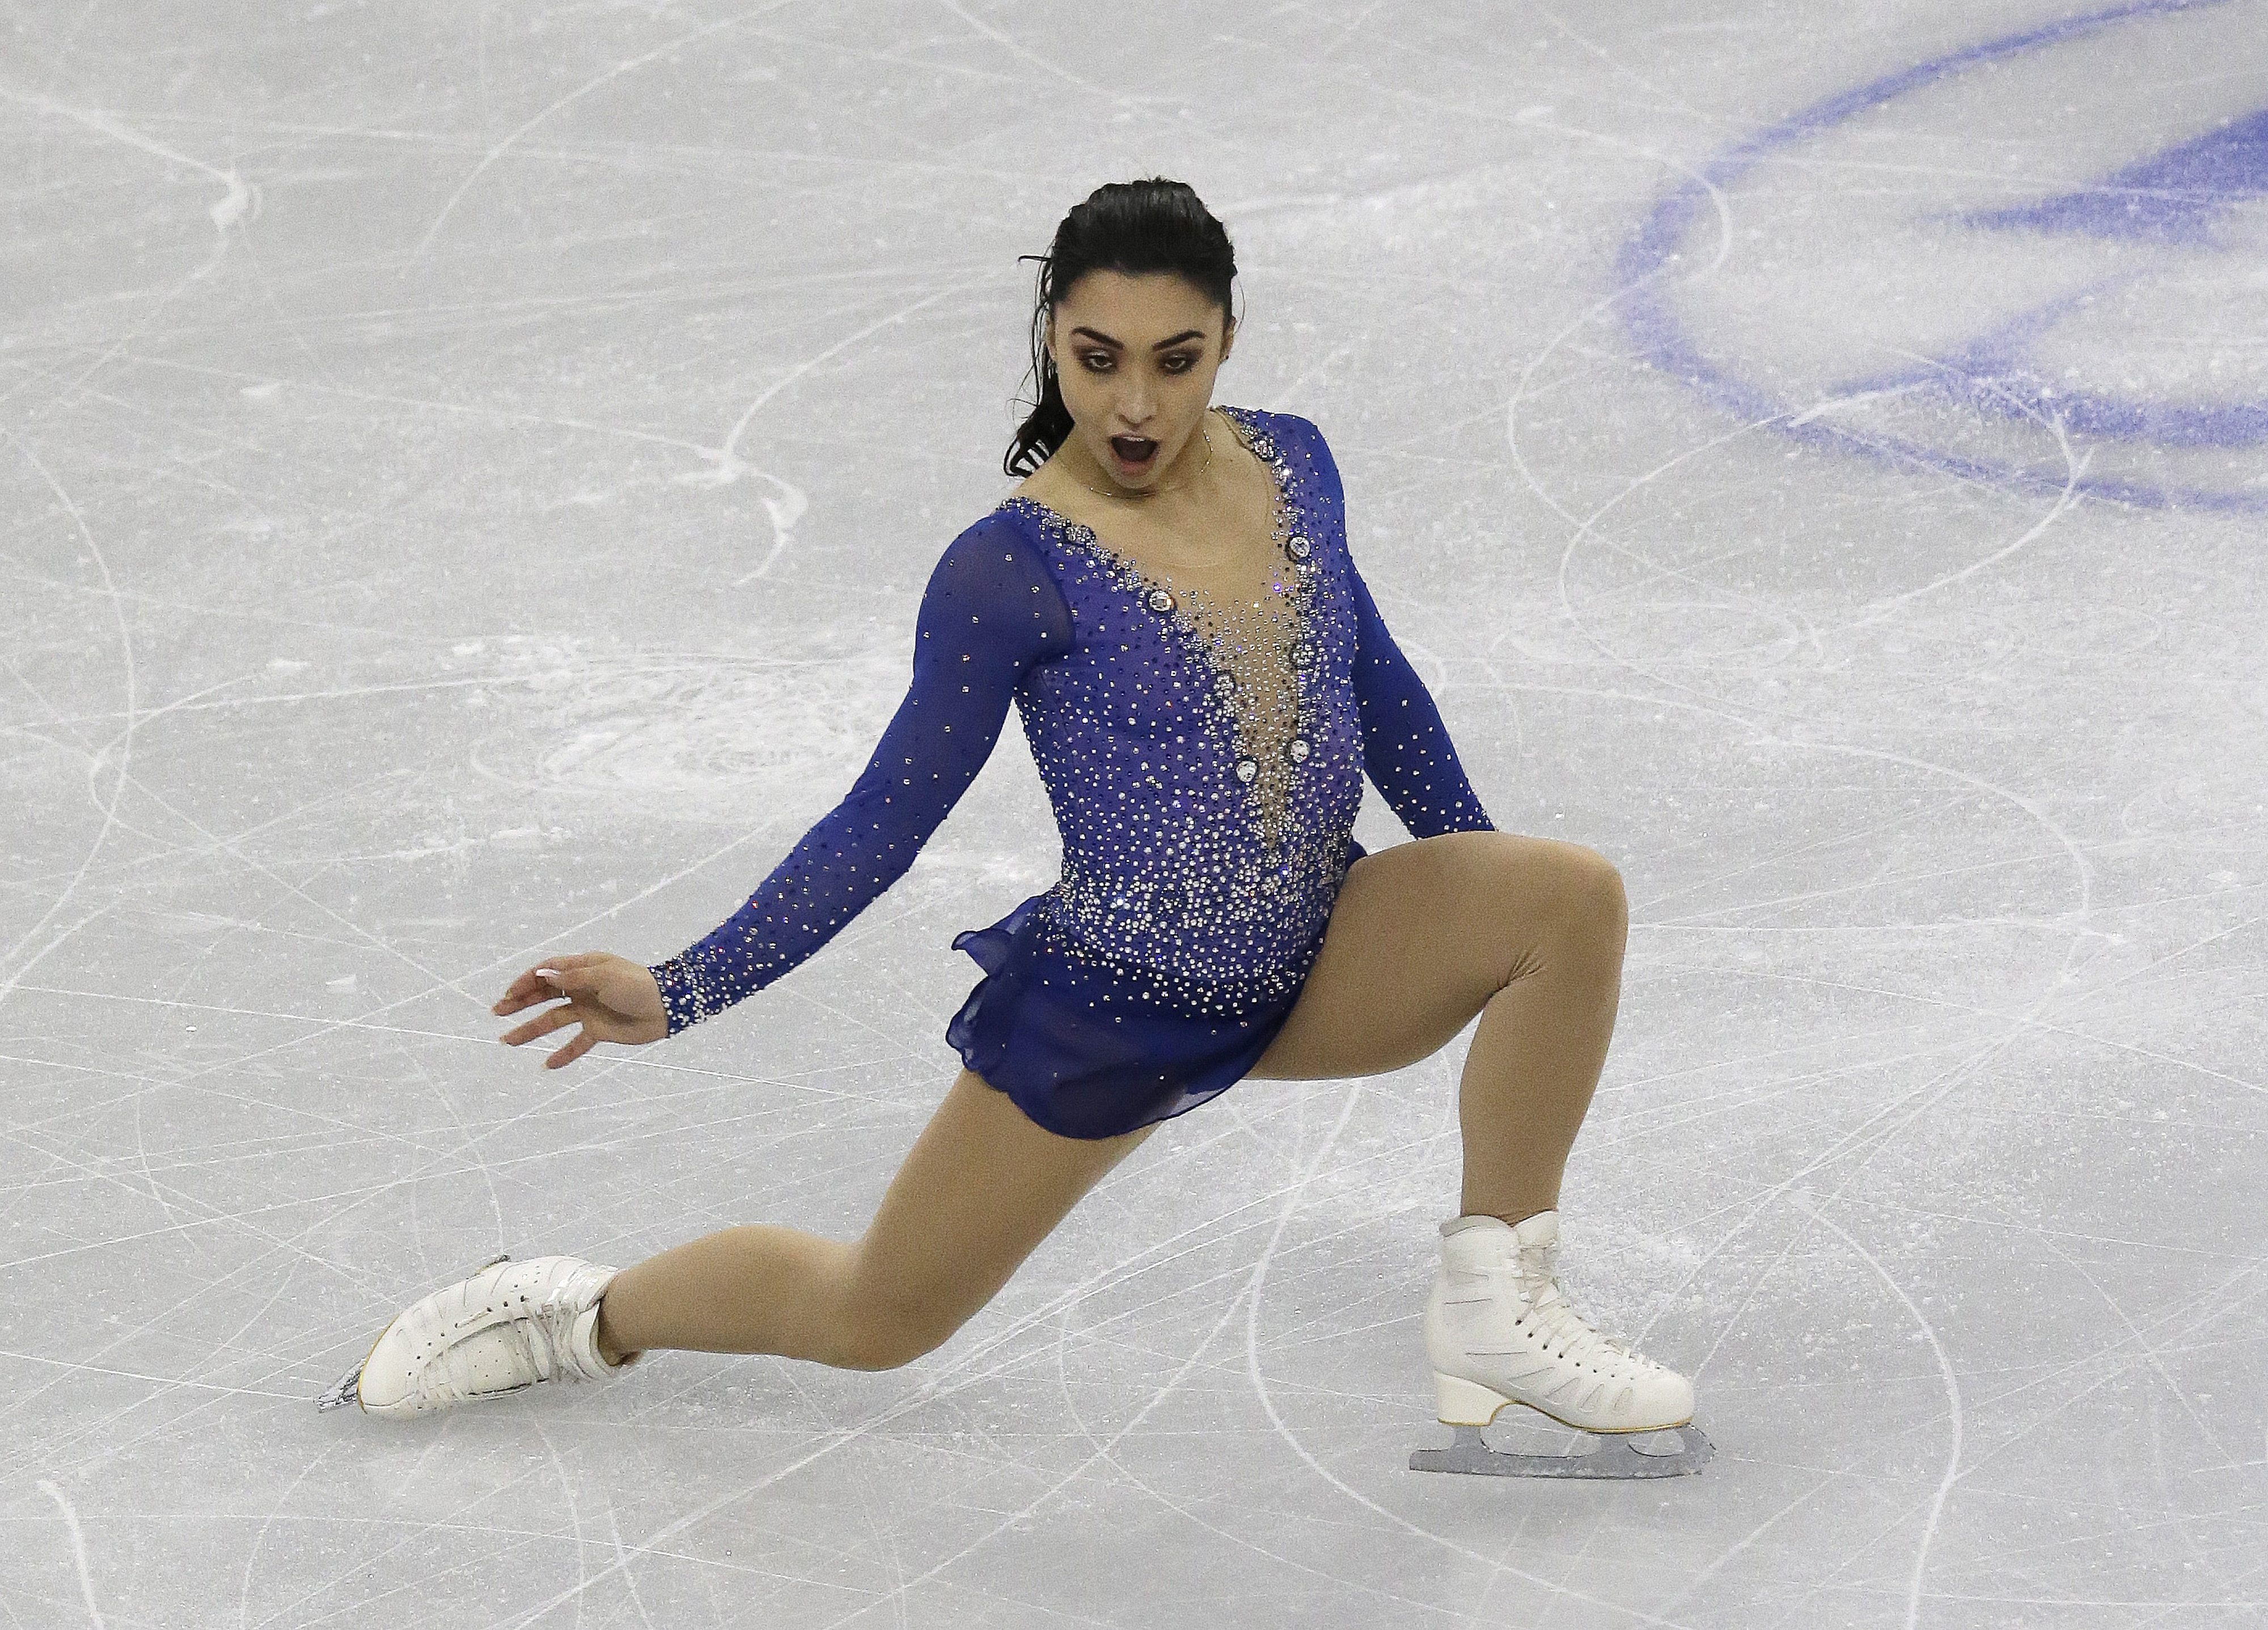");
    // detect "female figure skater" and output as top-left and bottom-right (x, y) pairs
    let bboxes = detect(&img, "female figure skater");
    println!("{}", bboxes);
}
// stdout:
(321, 179), (1708, 1477)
